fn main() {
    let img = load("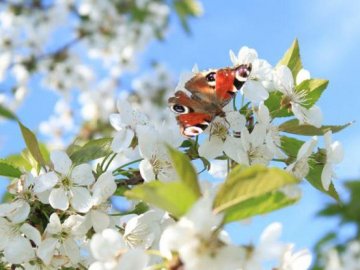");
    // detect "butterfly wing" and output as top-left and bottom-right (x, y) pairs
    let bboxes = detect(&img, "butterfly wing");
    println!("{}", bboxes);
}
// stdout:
(169, 64), (252, 137)
(168, 91), (214, 137)
(185, 64), (252, 106)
